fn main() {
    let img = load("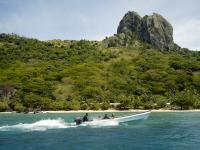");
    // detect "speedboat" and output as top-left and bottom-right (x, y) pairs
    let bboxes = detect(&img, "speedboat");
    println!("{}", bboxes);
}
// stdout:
(74, 111), (150, 125)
